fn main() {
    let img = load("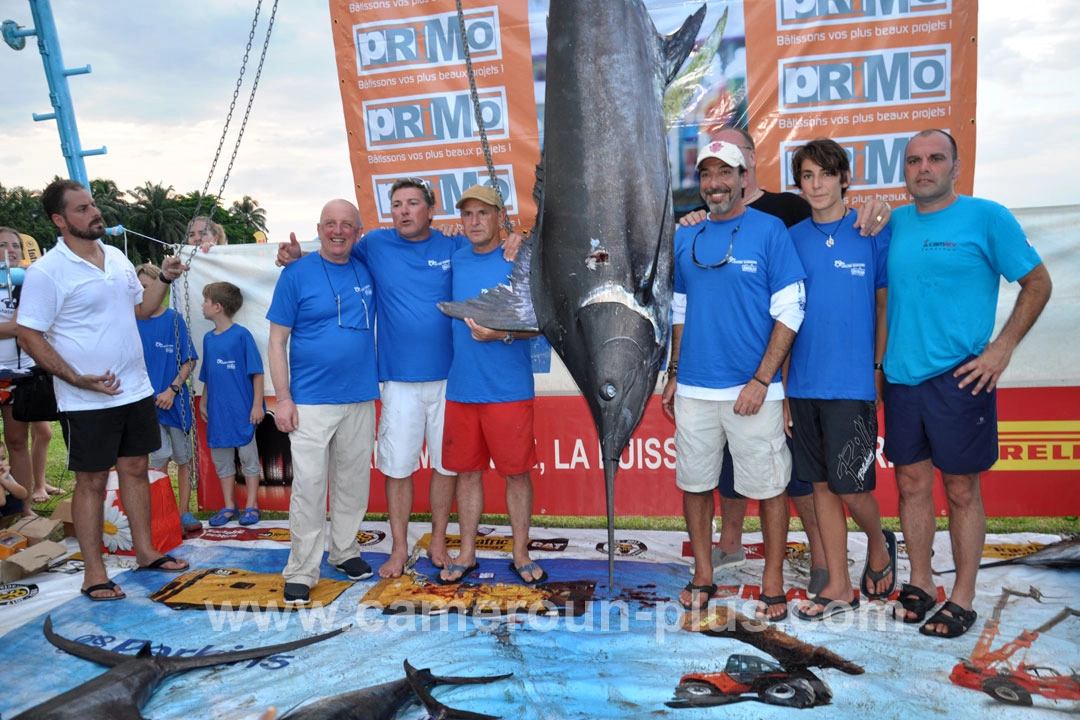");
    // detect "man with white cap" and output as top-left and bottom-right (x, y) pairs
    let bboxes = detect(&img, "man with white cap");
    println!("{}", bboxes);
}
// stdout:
(436, 185), (543, 586)
(662, 141), (806, 619)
